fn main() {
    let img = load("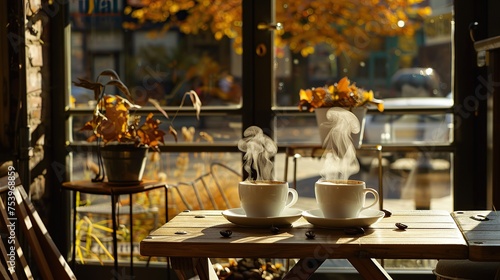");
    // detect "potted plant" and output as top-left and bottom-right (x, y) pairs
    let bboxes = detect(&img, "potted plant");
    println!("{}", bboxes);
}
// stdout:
(73, 69), (202, 184)
(298, 76), (384, 148)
